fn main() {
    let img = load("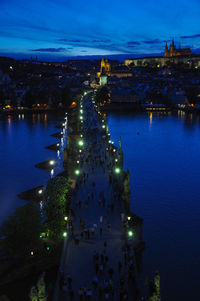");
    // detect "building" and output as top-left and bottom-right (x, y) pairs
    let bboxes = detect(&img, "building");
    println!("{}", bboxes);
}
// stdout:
(97, 58), (132, 82)
(97, 58), (111, 77)
(164, 40), (193, 57)
(110, 88), (139, 103)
